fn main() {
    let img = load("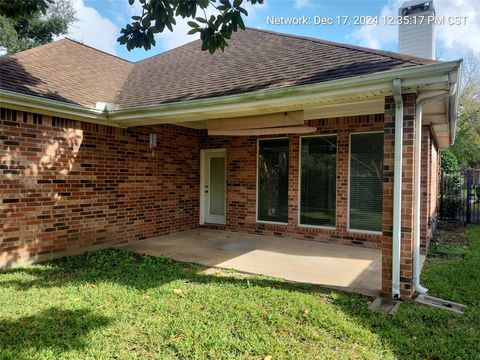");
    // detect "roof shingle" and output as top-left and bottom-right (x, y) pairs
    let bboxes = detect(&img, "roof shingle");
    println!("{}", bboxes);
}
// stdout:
(0, 28), (436, 109)
(0, 39), (133, 108)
